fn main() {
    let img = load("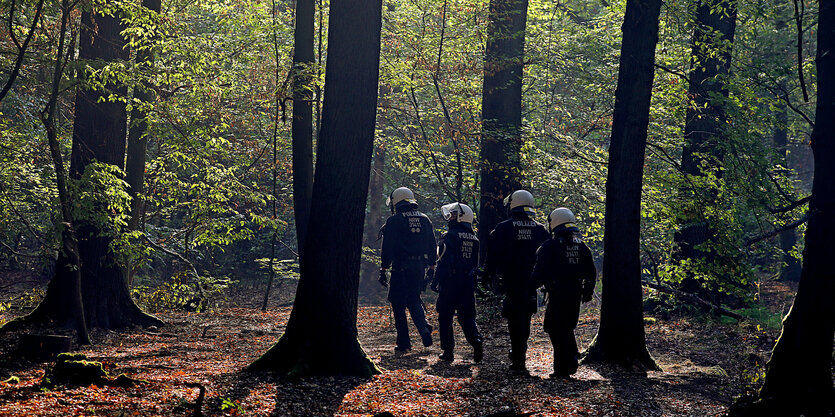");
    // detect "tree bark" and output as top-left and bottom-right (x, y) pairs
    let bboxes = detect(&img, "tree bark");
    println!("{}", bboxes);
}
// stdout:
(739, 0), (835, 413)
(248, 0), (383, 377)
(478, 0), (527, 256)
(673, 0), (737, 279)
(21, 4), (162, 331)
(68, 5), (160, 329)
(582, 0), (663, 371)
(291, 0), (315, 259)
